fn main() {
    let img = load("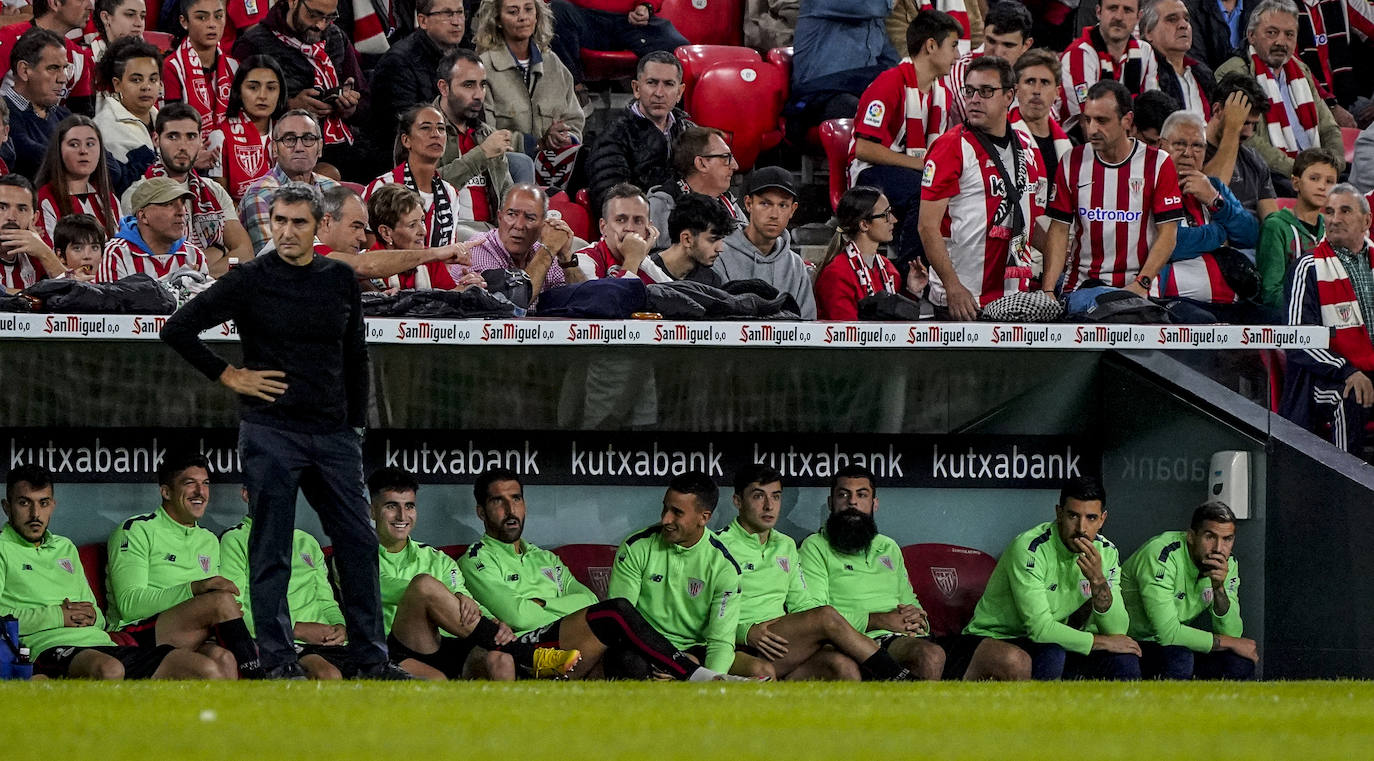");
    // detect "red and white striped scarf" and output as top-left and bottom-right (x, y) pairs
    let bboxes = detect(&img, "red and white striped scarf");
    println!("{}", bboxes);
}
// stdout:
(1312, 237), (1374, 370)
(350, 0), (392, 55)
(844, 240), (896, 296)
(897, 59), (948, 156)
(166, 38), (238, 129)
(220, 115), (273, 199)
(143, 163), (226, 249)
(1009, 107), (1072, 164)
(371, 161), (458, 247)
(1250, 45), (1320, 158)
(270, 30), (353, 145)
(1078, 26), (1148, 94)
